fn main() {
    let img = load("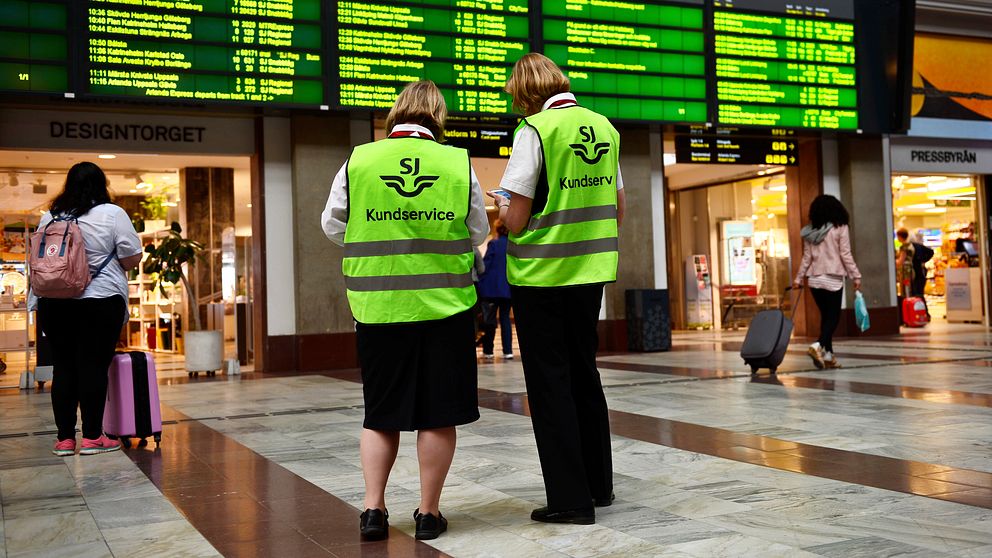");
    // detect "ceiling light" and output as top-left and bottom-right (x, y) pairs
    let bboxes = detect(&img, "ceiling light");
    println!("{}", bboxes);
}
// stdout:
(767, 185), (787, 192)
(98, 154), (116, 159)
(767, 213), (775, 219)
(904, 203), (936, 210)
(663, 153), (677, 166)
(129, 189), (137, 193)
(925, 207), (947, 214)
(246, 203), (253, 208)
